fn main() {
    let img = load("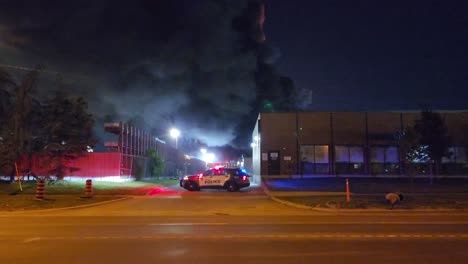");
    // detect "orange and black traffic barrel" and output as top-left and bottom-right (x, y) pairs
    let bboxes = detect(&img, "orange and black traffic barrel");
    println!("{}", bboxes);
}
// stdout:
(82, 179), (93, 198)
(35, 180), (45, 200)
